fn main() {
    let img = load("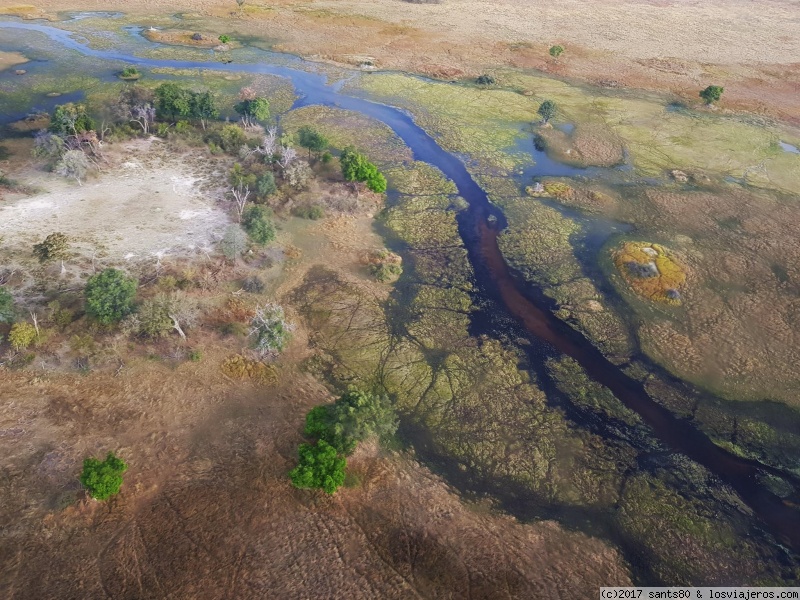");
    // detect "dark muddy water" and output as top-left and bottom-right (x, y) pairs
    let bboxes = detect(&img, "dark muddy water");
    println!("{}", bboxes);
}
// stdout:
(2, 19), (800, 552)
